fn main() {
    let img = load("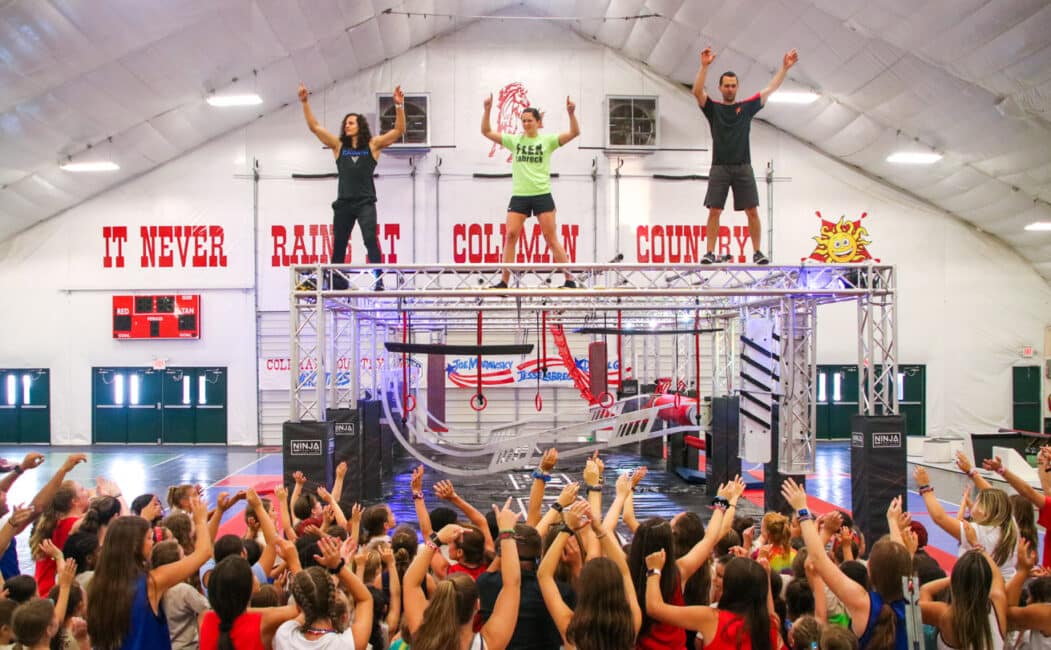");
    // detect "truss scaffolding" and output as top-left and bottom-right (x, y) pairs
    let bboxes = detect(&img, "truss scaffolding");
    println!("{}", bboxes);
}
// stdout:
(288, 263), (897, 474)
